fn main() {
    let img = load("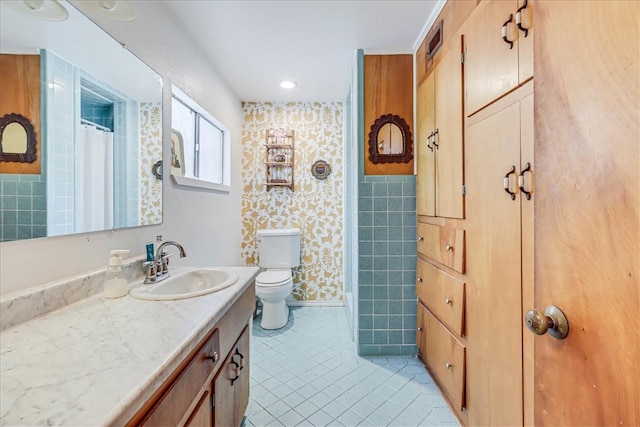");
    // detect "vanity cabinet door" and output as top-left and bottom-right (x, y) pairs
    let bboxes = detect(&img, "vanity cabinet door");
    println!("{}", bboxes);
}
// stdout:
(214, 325), (250, 427)
(184, 387), (213, 426)
(134, 329), (220, 427)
